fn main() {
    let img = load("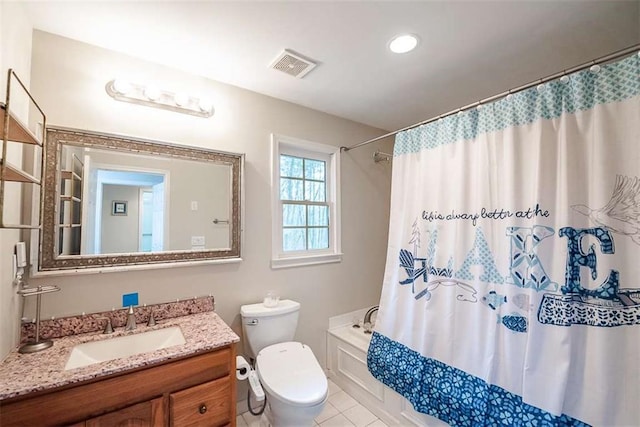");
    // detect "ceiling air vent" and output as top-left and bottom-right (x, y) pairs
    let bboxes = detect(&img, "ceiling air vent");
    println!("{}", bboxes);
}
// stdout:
(270, 49), (317, 79)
